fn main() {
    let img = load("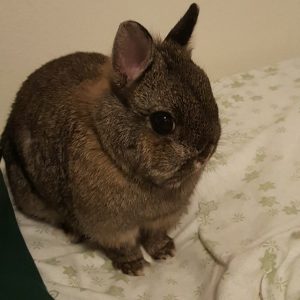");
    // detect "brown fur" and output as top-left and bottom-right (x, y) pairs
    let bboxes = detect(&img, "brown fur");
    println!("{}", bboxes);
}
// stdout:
(1, 3), (220, 275)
